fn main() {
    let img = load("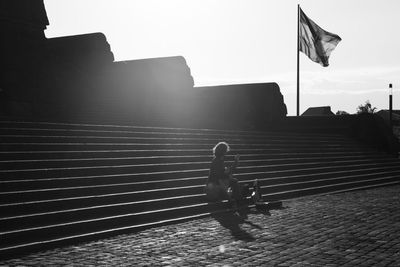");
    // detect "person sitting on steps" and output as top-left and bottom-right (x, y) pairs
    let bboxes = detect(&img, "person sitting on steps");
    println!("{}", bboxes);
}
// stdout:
(205, 141), (262, 210)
